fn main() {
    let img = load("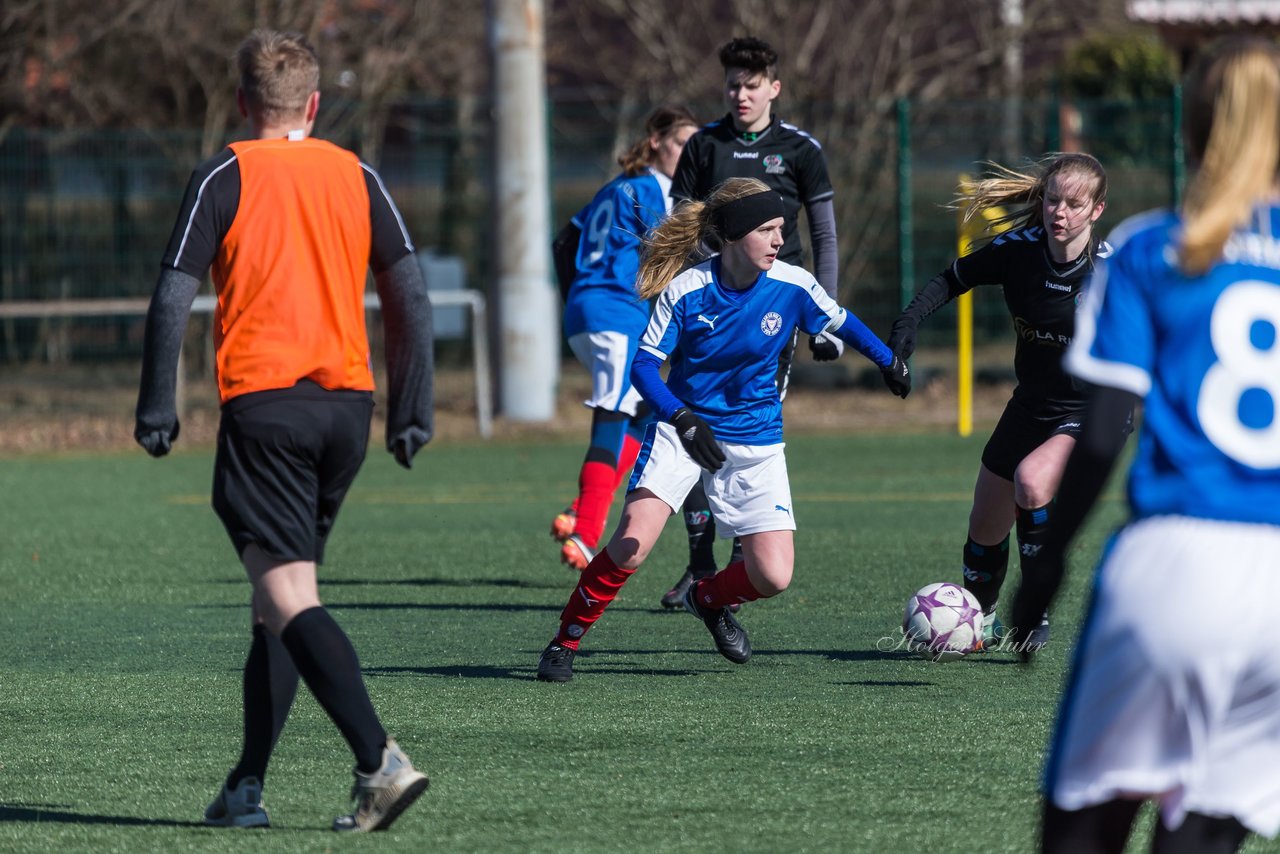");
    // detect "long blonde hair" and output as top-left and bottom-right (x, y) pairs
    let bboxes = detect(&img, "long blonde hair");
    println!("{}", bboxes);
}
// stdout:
(1179, 37), (1280, 276)
(955, 152), (1107, 233)
(636, 177), (772, 300)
